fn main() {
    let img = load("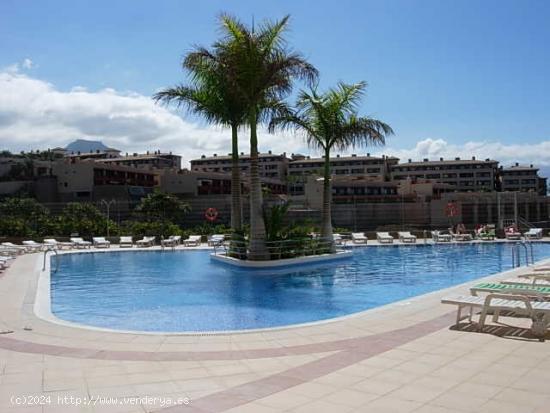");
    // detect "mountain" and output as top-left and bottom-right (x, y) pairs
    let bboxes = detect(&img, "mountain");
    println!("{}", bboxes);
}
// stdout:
(65, 139), (109, 153)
